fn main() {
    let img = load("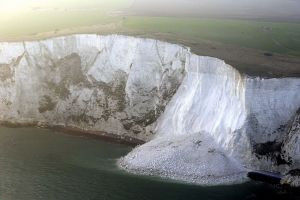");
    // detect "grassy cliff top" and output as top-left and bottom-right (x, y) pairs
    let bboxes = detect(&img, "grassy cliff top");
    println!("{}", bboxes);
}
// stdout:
(0, 1), (300, 77)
